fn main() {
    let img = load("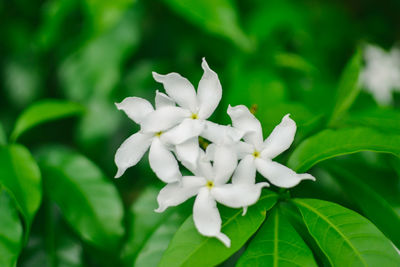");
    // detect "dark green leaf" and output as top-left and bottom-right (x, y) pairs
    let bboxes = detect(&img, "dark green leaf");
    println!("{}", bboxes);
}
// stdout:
(0, 144), (42, 229)
(237, 208), (317, 267)
(10, 100), (84, 142)
(293, 198), (400, 266)
(161, 0), (252, 50)
(0, 122), (6, 145)
(158, 191), (278, 267)
(325, 164), (400, 248)
(37, 146), (124, 250)
(329, 48), (362, 125)
(0, 190), (23, 267)
(135, 212), (188, 267)
(288, 127), (400, 172)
